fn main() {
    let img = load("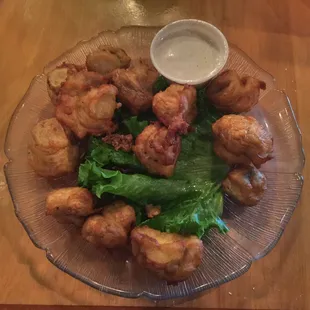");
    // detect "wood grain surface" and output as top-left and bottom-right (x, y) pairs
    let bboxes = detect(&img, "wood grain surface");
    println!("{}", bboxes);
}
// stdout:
(0, 307), (277, 310)
(0, 0), (309, 309)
